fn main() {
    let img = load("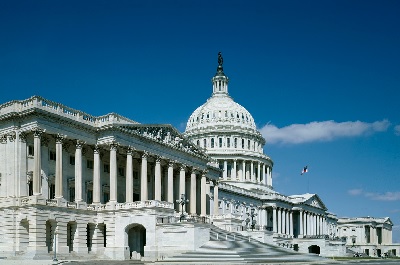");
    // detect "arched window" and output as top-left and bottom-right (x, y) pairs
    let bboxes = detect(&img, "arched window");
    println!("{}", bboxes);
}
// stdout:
(203, 139), (207, 148)
(211, 138), (215, 148)
(196, 140), (200, 146)
(248, 140), (251, 150)
(242, 139), (245, 149)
